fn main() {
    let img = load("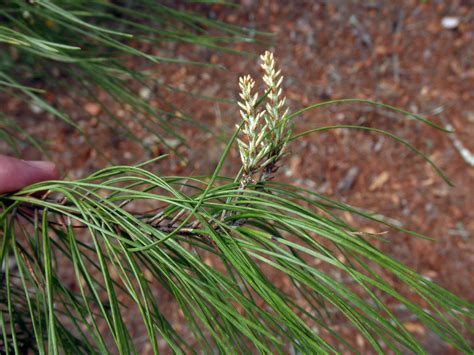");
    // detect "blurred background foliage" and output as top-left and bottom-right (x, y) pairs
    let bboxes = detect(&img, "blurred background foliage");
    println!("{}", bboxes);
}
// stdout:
(0, 0), (264, 158)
